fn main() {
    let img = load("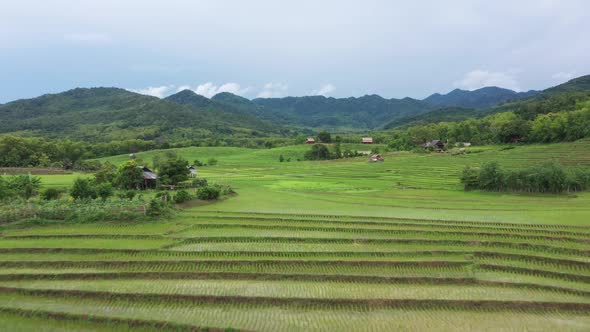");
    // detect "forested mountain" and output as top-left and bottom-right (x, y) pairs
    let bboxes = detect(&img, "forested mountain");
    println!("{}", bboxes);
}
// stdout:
(0, 88), (280, 143)
(384, 107), (480, 129)
(165, 91), (438, 130)
(423, 87), (538, 109)
(250, 95), (435, 129)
